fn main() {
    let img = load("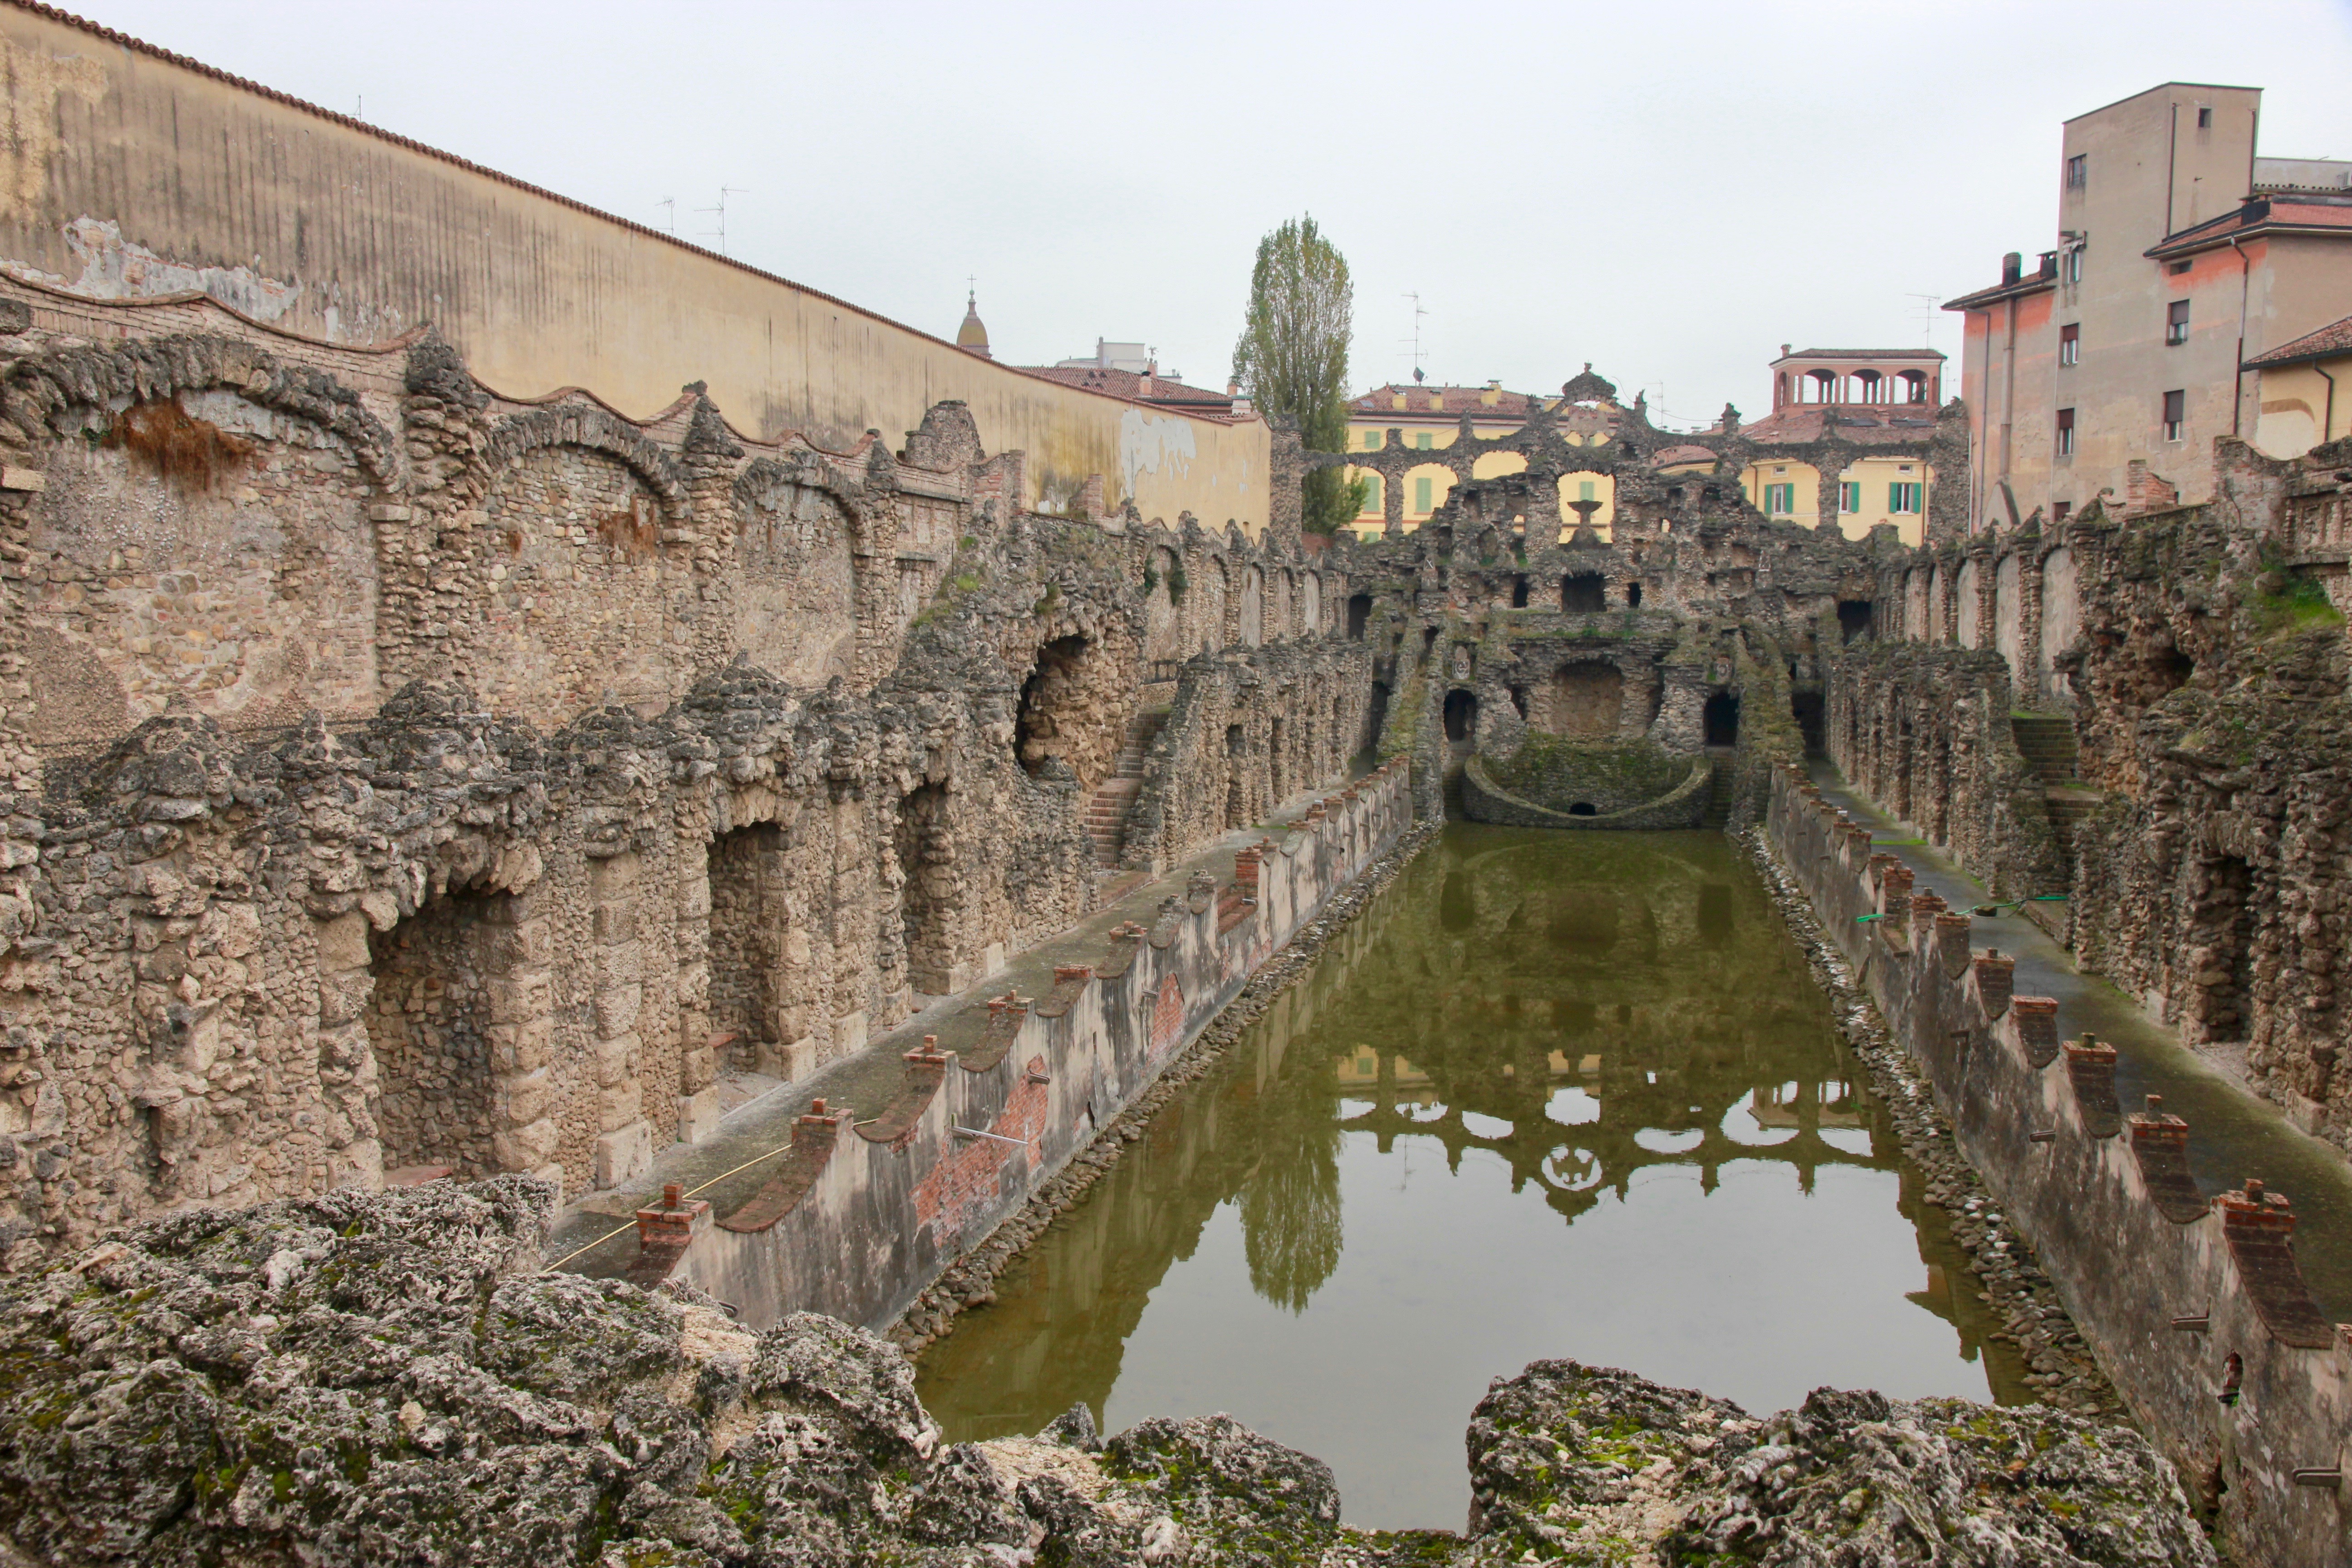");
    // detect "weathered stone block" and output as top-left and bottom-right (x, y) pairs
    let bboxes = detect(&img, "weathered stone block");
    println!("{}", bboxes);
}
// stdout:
(599, 1079), (643, 1131)
(487, 1017), (554, 1075)
(499, 1068), (555, 1129)
(492, 1116), (559, 1172)
(314, 912), (372, 974)
(594, 1120), (653, 1188)
(485, 970), (553, 1025)
(594, 983), (642, 1038)
(676, 1086), (721, 1143)
(593, 1033), (638, 1089)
